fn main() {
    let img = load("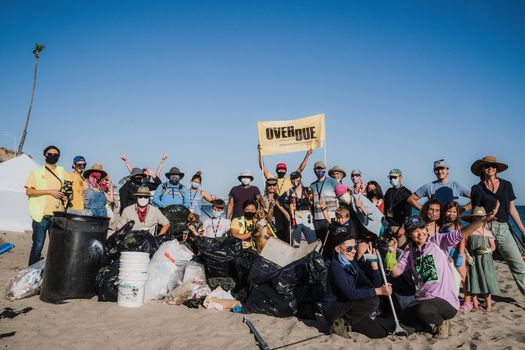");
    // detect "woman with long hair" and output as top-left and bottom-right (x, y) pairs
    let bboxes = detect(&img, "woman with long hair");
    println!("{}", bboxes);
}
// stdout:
(366, 181), (384, 213)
